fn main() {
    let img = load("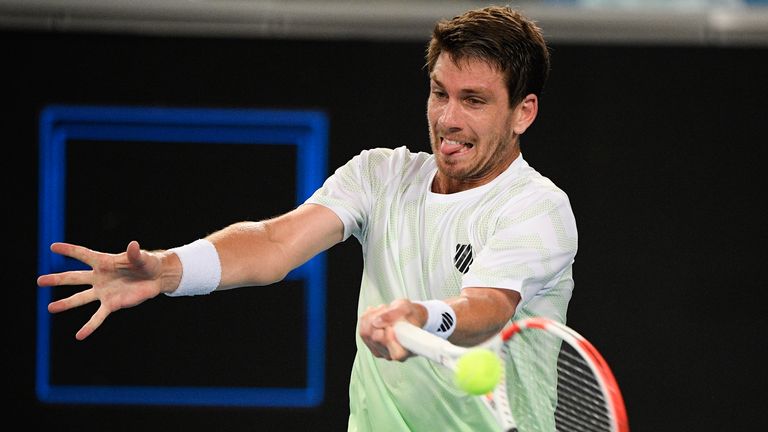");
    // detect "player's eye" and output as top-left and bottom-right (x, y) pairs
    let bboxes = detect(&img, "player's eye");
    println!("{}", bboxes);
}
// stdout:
(431, 90), (447, 99)
(466, 97), (485, 106)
